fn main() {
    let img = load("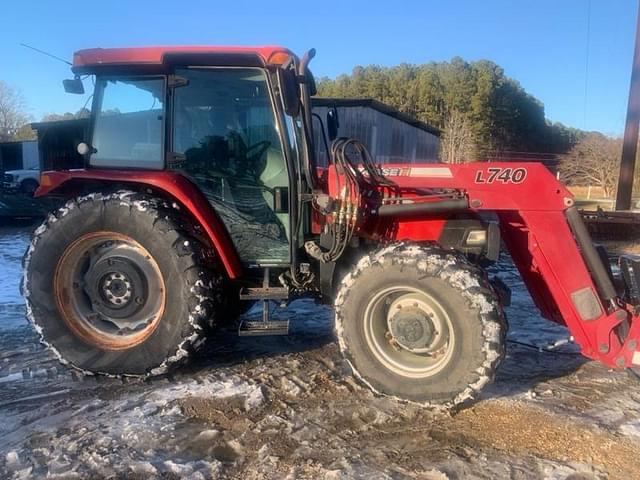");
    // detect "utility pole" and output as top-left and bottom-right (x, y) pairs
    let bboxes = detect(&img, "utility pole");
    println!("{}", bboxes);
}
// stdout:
(616, 0), (640, 211)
